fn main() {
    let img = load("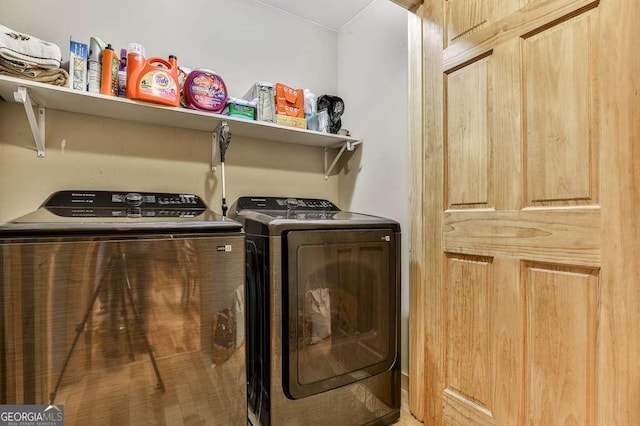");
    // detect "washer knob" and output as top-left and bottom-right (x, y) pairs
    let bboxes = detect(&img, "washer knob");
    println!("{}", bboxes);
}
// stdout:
(125, 192), (143, 206)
